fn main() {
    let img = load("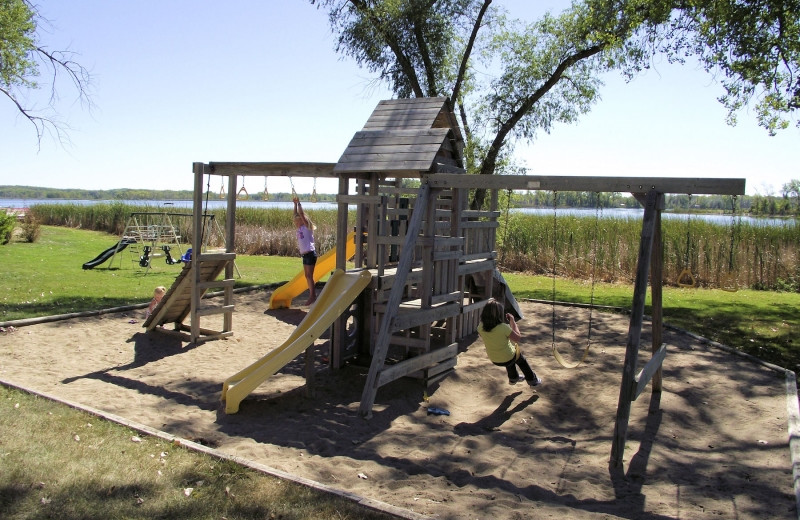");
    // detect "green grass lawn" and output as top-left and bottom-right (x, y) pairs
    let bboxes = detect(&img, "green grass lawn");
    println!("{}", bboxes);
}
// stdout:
(1, 224), (799, 519)
(0, 385), (396, 520)
(505, 273), (800, 369)
(0, 226), (304, 321)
